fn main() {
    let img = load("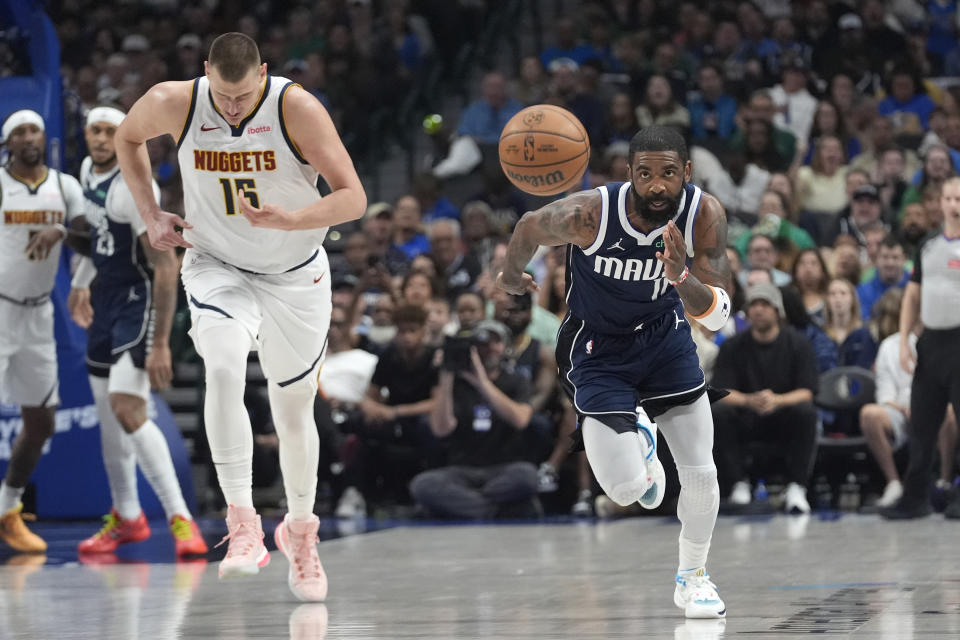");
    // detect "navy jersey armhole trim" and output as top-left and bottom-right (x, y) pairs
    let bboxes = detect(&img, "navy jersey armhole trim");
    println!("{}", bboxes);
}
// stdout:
(176, 78), (200, 150)
(278, 81), (310, 165)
